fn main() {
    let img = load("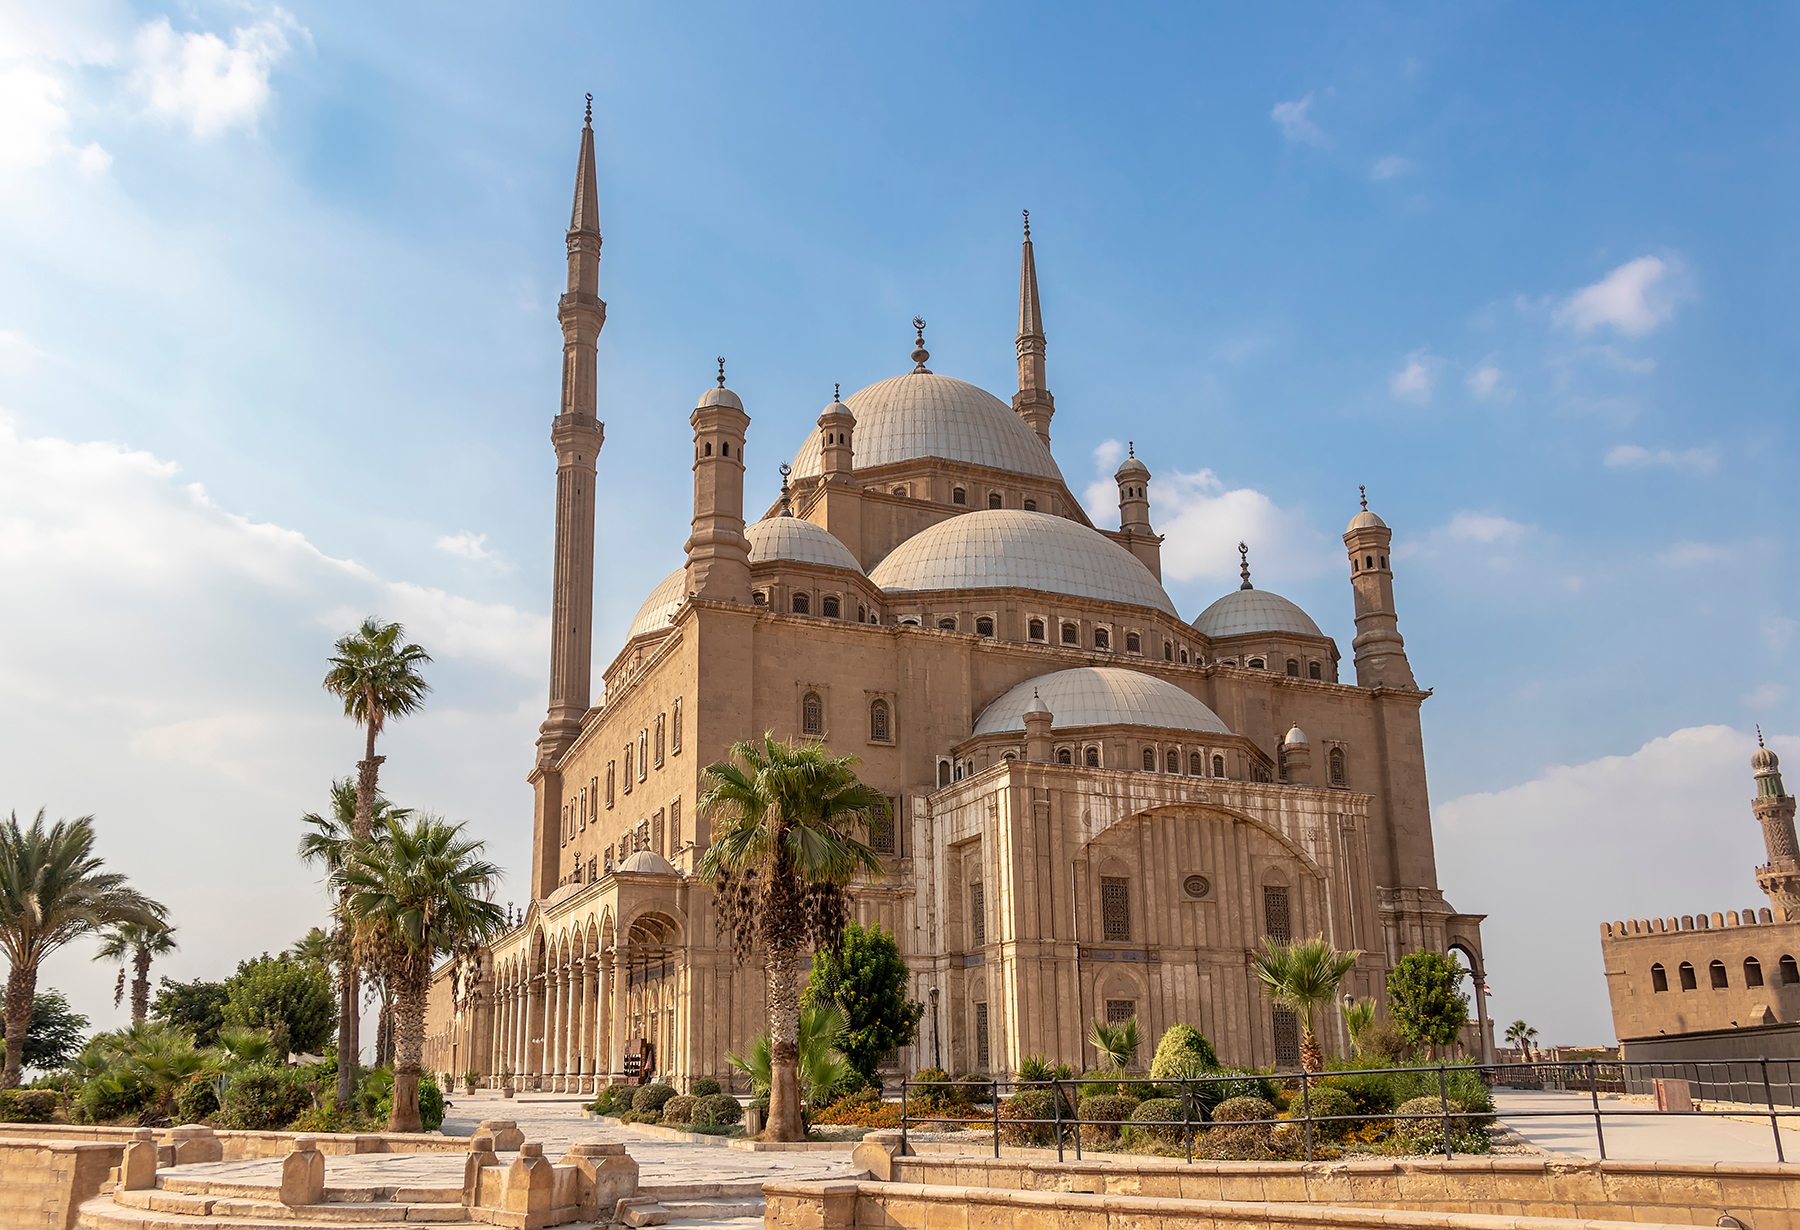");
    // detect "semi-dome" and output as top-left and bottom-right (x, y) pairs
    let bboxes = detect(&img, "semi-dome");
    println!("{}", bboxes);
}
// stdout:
(973, 667), (1231, 737)
(626, 567), (687, 640)
(745, 516), (863, 572)
(617, 851), (677, 875)
(788, 372), (1064, 482)
(1192, 588), (1324, 640)
(869, 509), (1179, 617)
